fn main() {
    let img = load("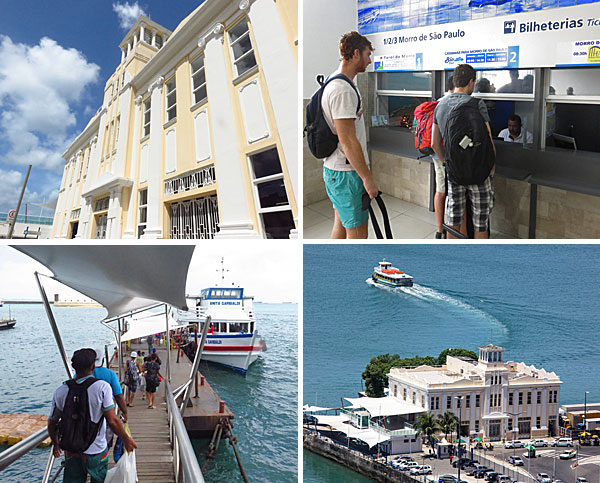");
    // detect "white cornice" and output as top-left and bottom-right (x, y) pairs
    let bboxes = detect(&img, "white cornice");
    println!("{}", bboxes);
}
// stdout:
(82, 174), (133, 199)
(130, 0), (256, 94)
(62, 110), (104, 161)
